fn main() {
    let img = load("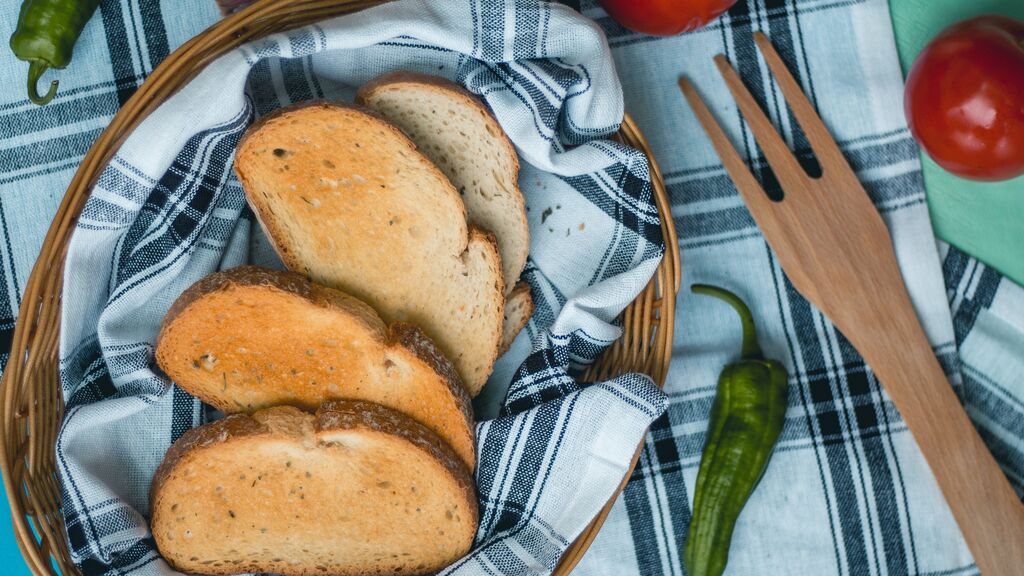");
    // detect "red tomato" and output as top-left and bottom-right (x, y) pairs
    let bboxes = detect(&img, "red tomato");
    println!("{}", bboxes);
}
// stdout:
(904, 15), (1024, 181)
(599, 0), (738, 36)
